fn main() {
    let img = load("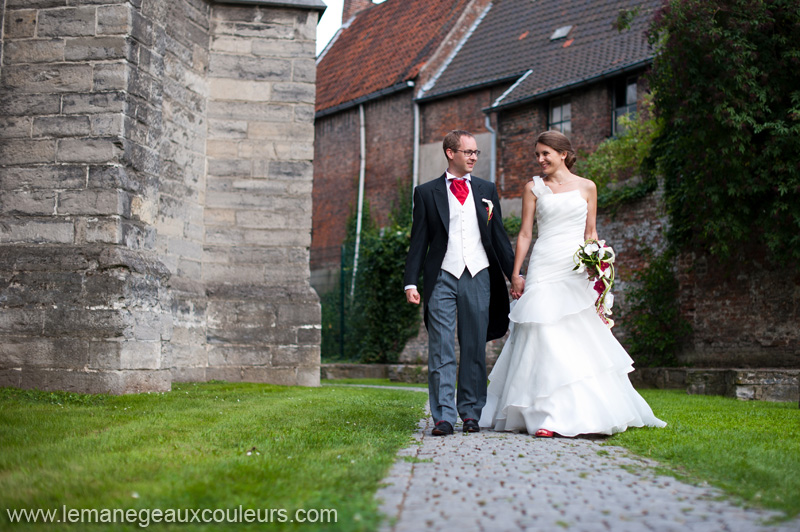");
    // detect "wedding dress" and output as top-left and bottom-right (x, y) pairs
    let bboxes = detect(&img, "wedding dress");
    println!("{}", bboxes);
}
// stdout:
(479, 176), (666, 436)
